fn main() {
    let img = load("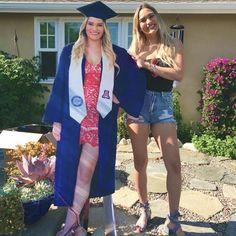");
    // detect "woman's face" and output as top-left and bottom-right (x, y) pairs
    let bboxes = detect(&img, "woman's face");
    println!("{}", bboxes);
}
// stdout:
(138, 8), (159, 36)
(86, 17), (105, 41)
